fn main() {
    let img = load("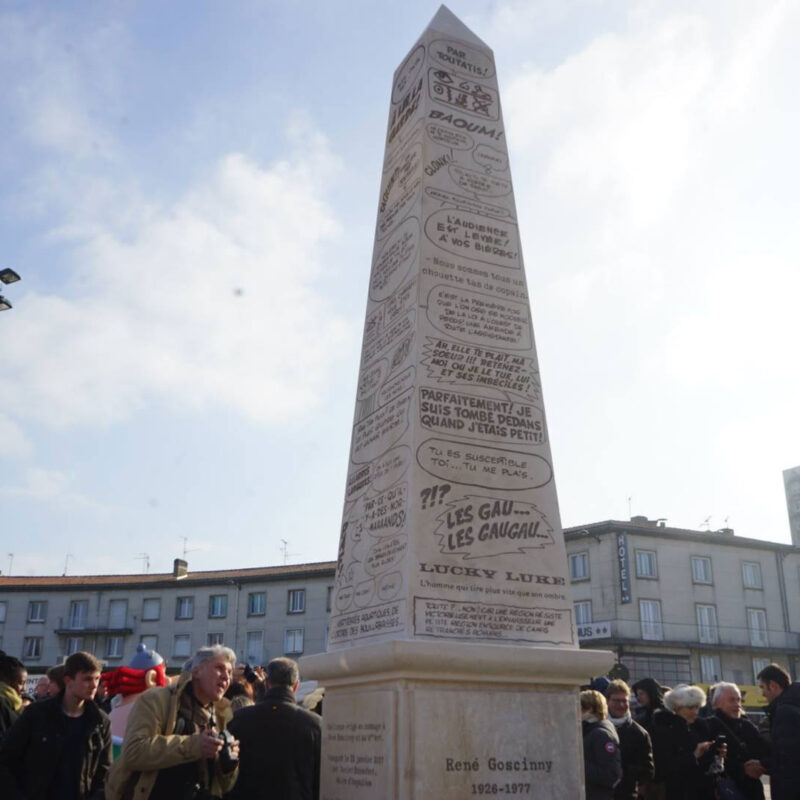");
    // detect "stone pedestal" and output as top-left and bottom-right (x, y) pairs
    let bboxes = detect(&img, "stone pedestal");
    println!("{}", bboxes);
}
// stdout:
(302, 640), (613, 800)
